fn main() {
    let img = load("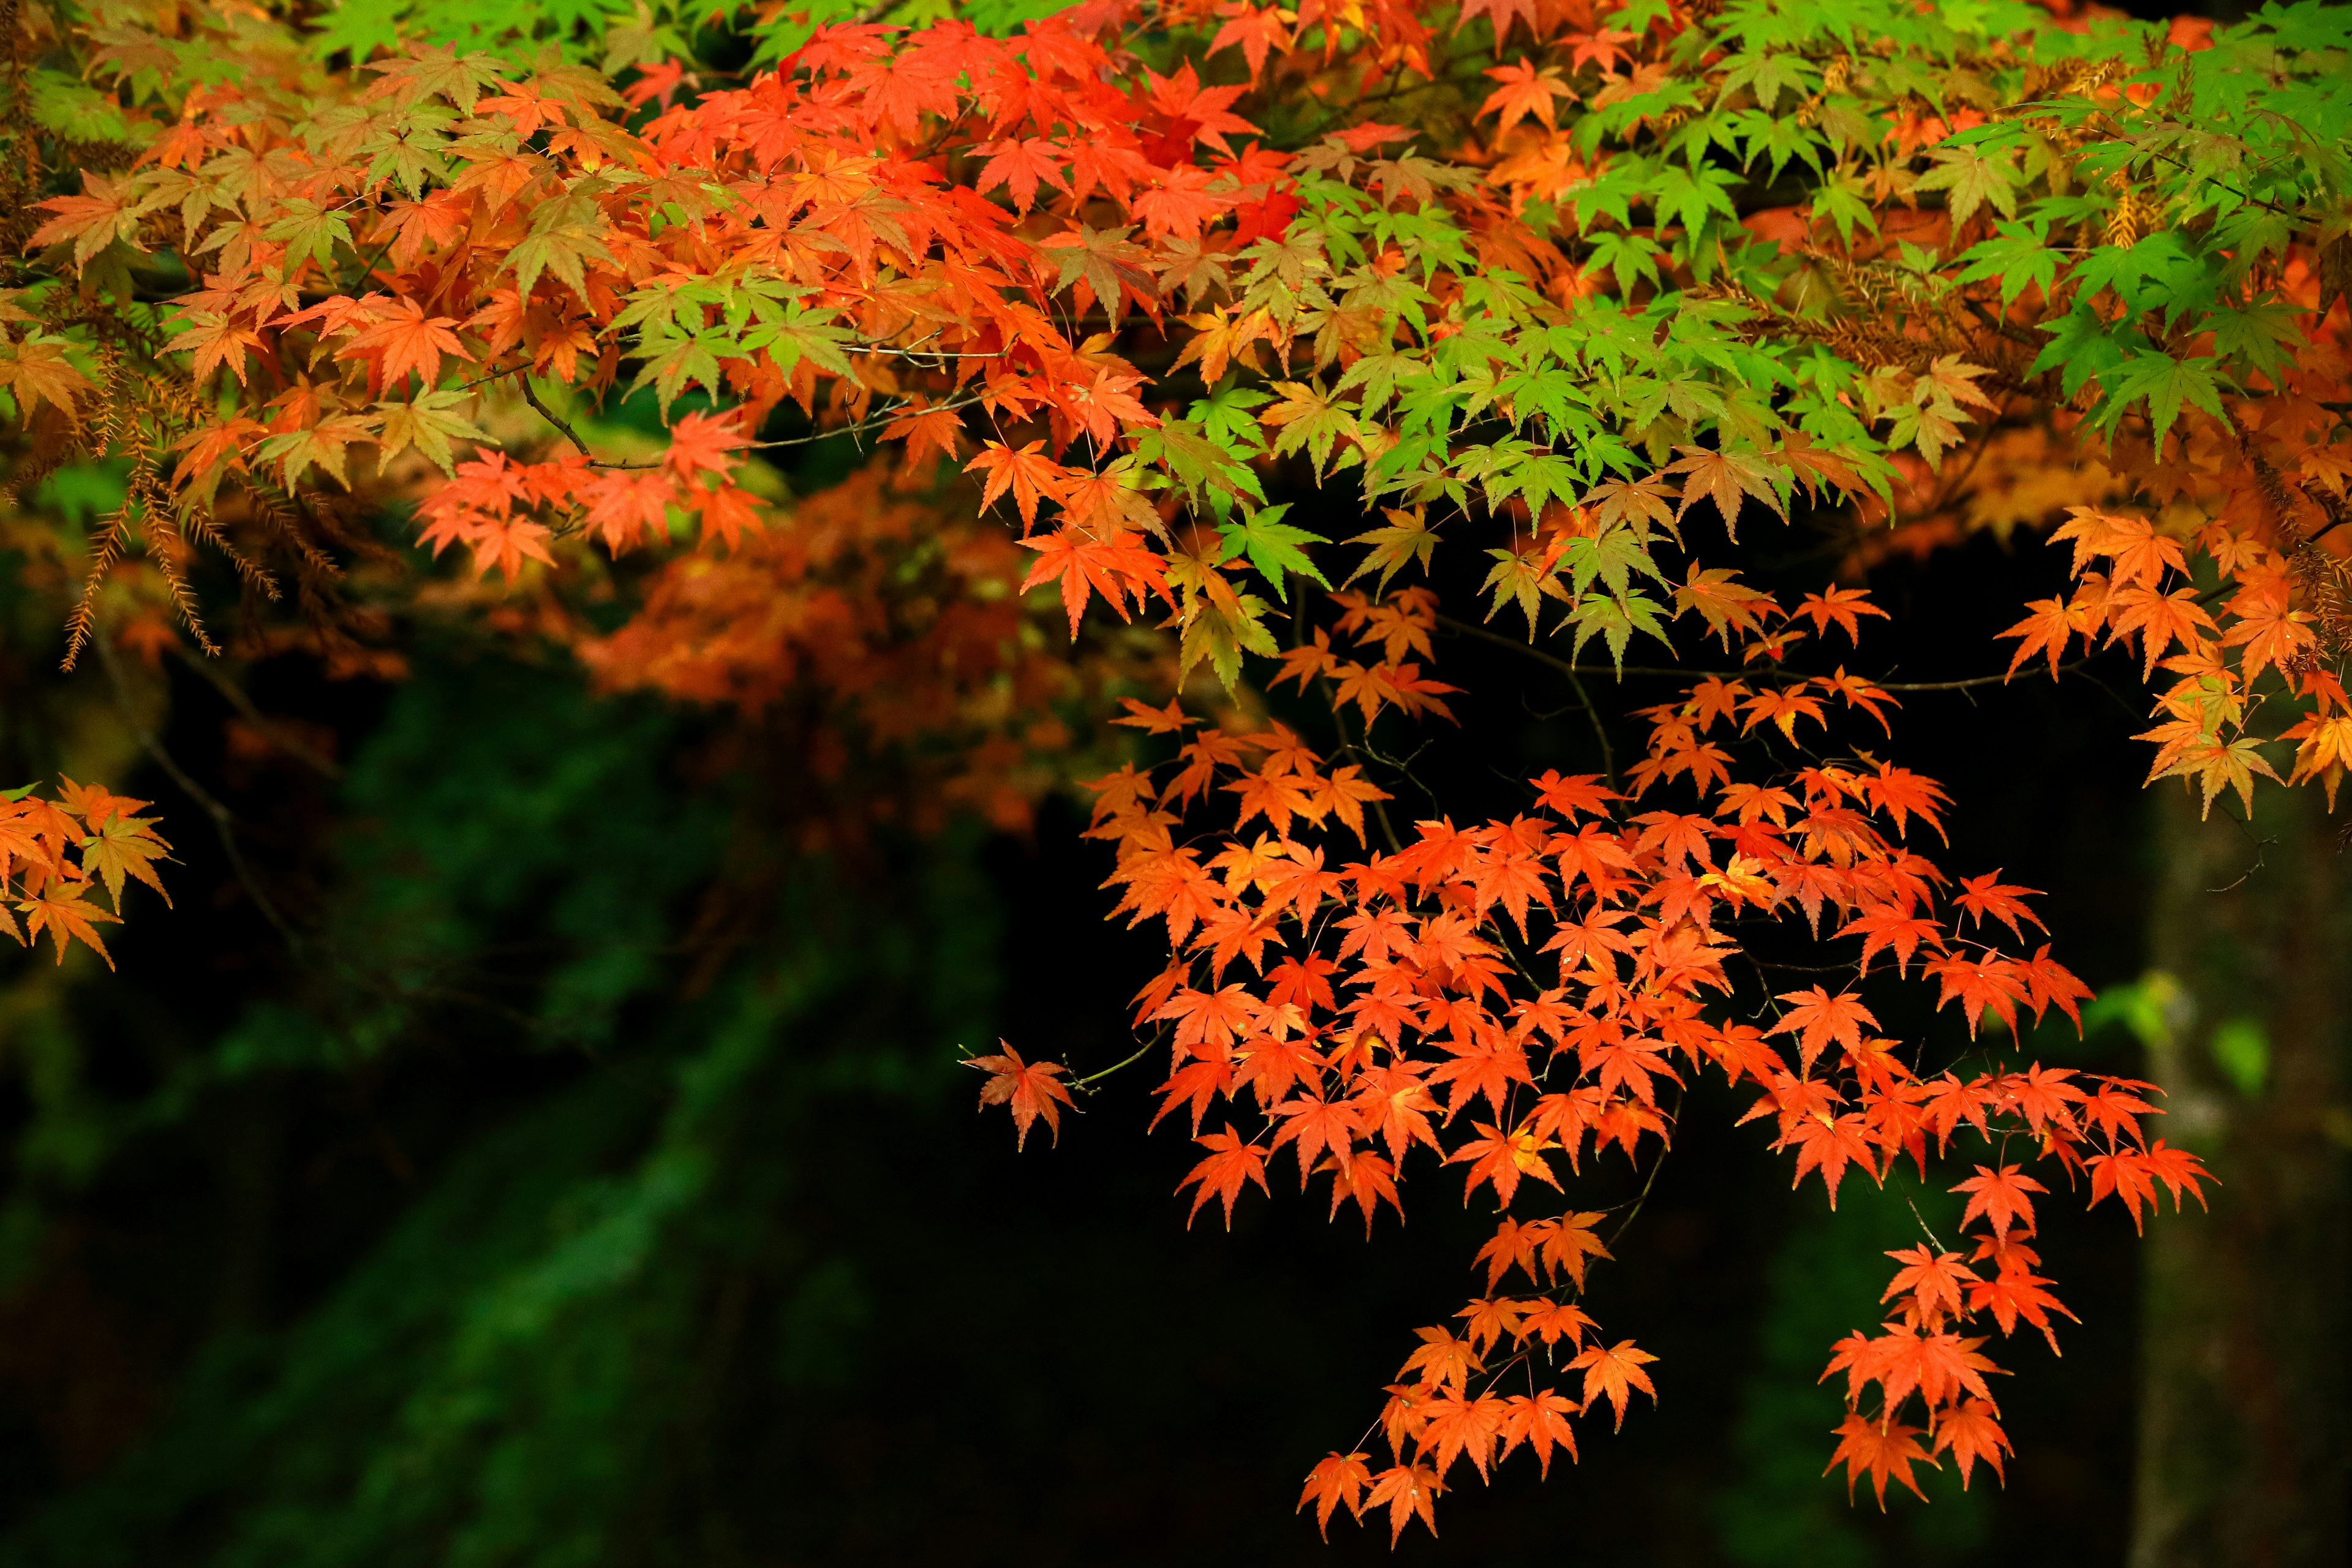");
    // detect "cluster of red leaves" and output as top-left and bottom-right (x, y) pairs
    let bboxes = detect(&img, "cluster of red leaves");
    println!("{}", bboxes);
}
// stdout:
(979, 578), (2215, 1539)
(0, 778), (173, 970)
(571, 462), (1142, 837)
